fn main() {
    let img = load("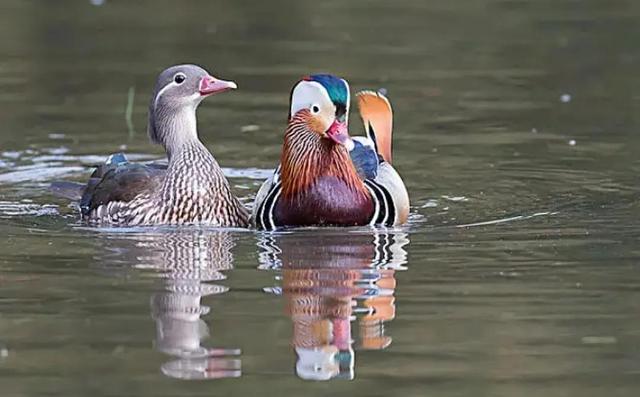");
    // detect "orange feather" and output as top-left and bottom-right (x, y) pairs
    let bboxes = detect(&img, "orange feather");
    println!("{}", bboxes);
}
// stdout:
(281, 111), (368, 199)
(356, 91), (393, 164)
